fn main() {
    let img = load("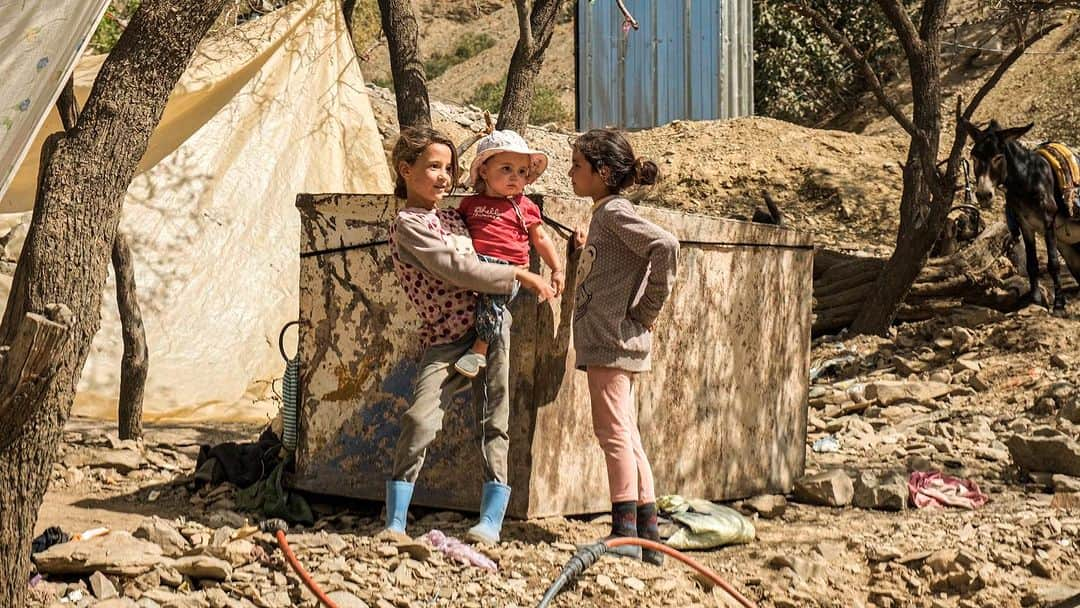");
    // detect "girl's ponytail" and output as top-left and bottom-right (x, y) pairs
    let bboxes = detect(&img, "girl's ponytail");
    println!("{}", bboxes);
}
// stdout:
(633, 157), (659, 186)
